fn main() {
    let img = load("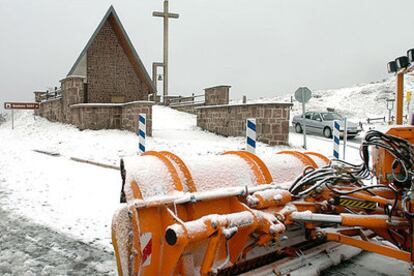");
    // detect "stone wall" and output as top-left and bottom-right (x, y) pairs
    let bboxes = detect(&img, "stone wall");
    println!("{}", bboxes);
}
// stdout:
(121, 101), (153, 135)
(169, 85), (230, 114)
(34, 91), (46, 103)
(38, 98), (63, 122)
(164, 95), (182, 106)
(86, 21), (150, 103)
(70, 104), (122, 130)
(196, 103), (292, 145)
(61, 76), (85, 123)
(70, 101), (153, 135)
(205, 86), (230, 105)
(36, 74), (153, 135)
